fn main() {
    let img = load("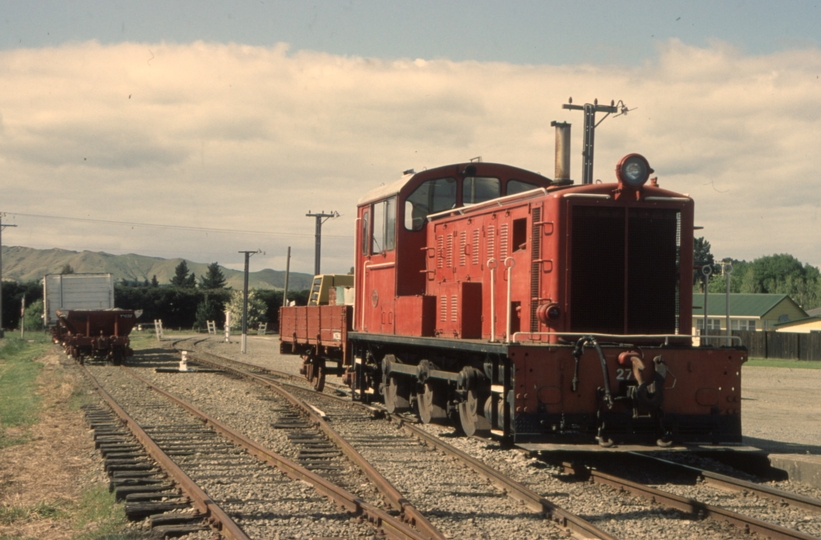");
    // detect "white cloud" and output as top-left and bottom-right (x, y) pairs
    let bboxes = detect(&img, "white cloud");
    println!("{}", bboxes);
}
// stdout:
(1, 39), (820, 273)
